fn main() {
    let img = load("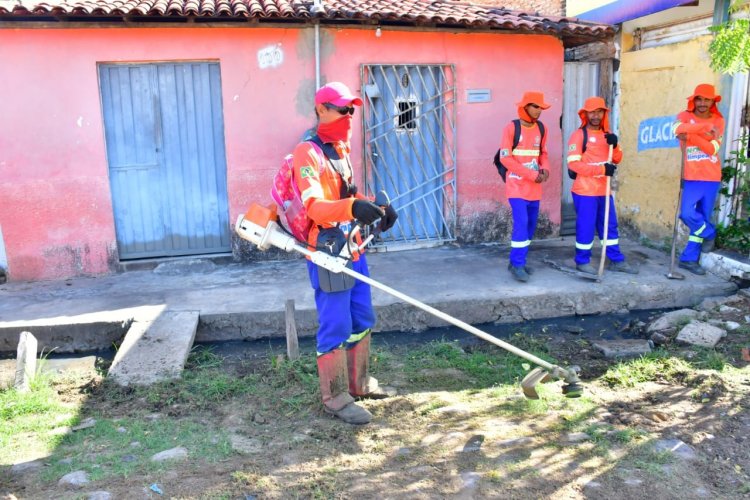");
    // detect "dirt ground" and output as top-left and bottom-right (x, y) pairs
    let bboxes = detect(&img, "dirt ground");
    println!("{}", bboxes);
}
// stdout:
(3, 296), (750, 500)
